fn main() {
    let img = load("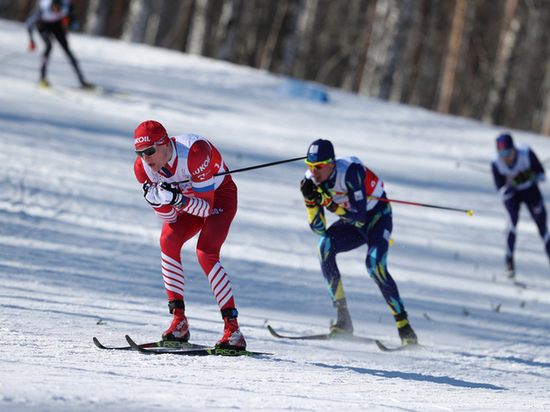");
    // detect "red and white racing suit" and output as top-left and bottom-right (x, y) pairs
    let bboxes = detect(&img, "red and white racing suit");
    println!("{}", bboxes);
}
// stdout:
(134, 134), (237, 311)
